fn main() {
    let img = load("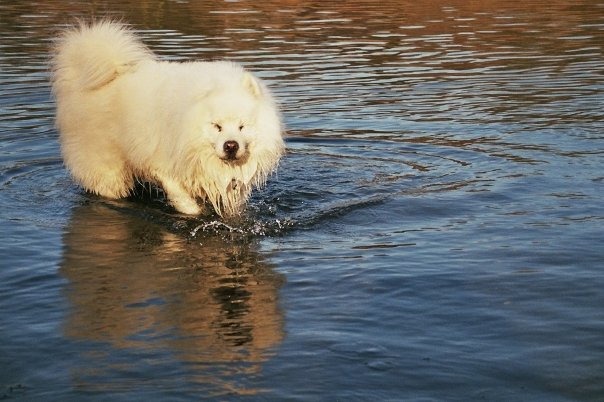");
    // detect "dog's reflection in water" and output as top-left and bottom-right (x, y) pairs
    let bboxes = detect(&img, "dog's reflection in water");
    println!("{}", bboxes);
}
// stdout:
(60, 202), (285, 393)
